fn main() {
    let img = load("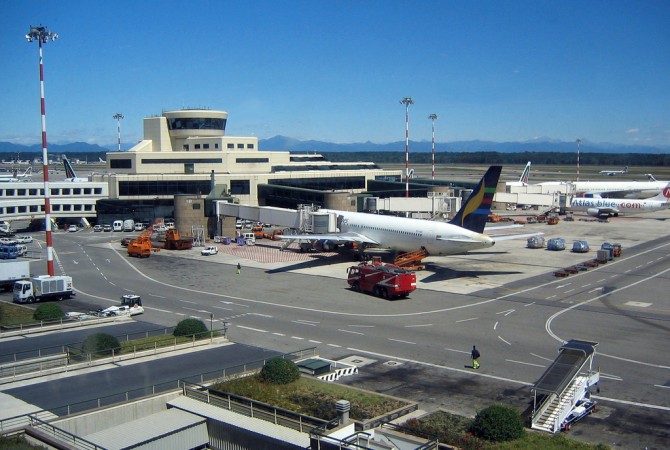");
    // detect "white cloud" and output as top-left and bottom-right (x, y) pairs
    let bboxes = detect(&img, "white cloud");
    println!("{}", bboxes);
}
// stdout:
(625, 128), (640, 134)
